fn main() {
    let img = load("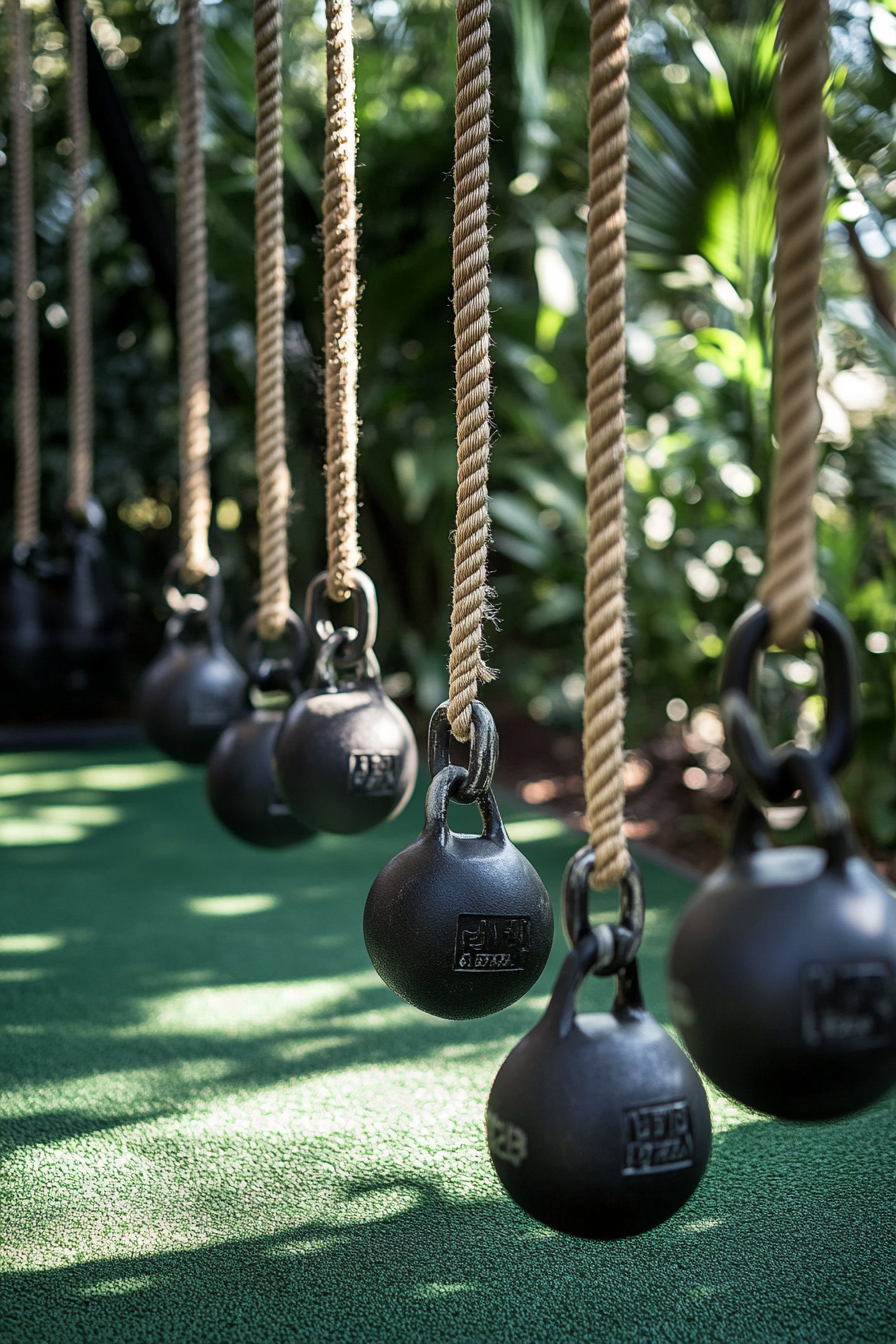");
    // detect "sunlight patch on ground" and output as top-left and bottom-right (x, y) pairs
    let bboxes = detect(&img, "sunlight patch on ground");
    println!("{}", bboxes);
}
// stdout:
(504, 817), (569, 843)
(0, 933), (66, 953)
(0, 968), (49, 983)
(0, 761), (187, 799)
(0, 804), (124, 846)
(187, 894), (281, 917)
(79, 1276), (161, 1297)
(140, 970), (386, 1035)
